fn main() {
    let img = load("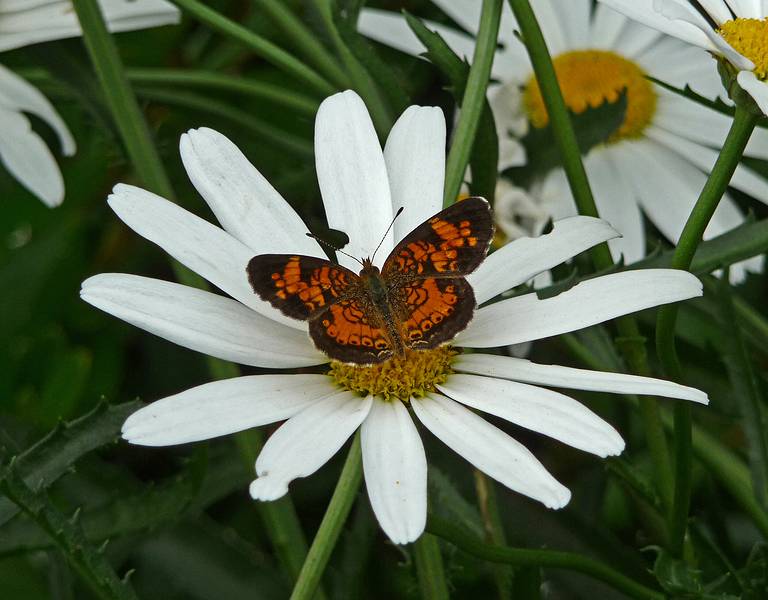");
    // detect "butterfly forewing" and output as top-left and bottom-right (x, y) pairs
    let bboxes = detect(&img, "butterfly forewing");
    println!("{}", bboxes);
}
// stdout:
(246, 254), (356, 320)
(382, 197), (493, 281)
